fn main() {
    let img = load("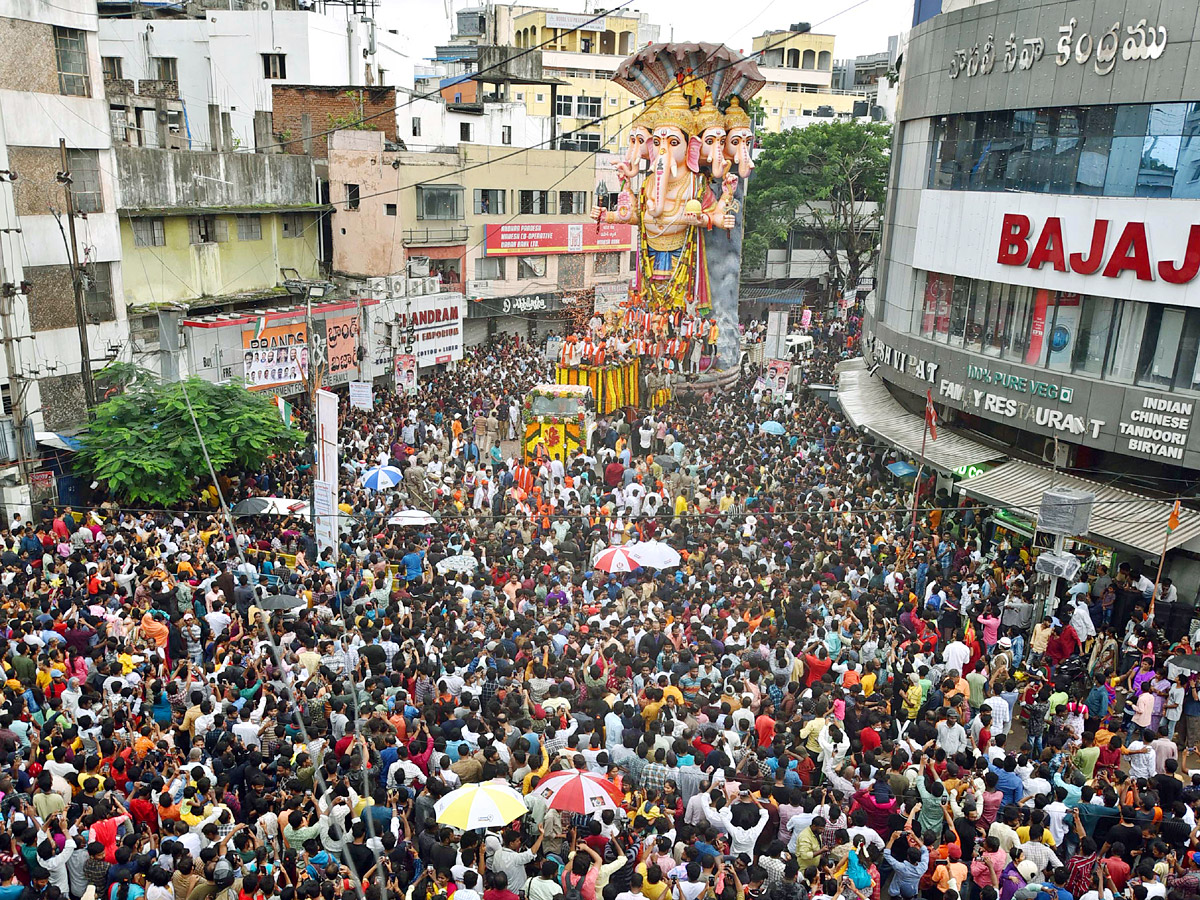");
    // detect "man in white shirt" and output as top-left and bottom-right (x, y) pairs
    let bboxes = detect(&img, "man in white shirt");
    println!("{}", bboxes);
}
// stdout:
(943, 636), (971, 677)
